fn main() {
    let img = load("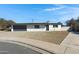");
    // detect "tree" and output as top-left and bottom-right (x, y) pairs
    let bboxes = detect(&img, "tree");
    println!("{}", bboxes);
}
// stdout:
(57, 22), (63, 25)
(0, 18), (8, 30)
(7, 20), (15, 27)
(66, 17), (79, 32)
(8, 20), (15, 25)
(74, 17), (79, 31)
(66, 18), (75, 26)
(0, 18), (15, 31)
